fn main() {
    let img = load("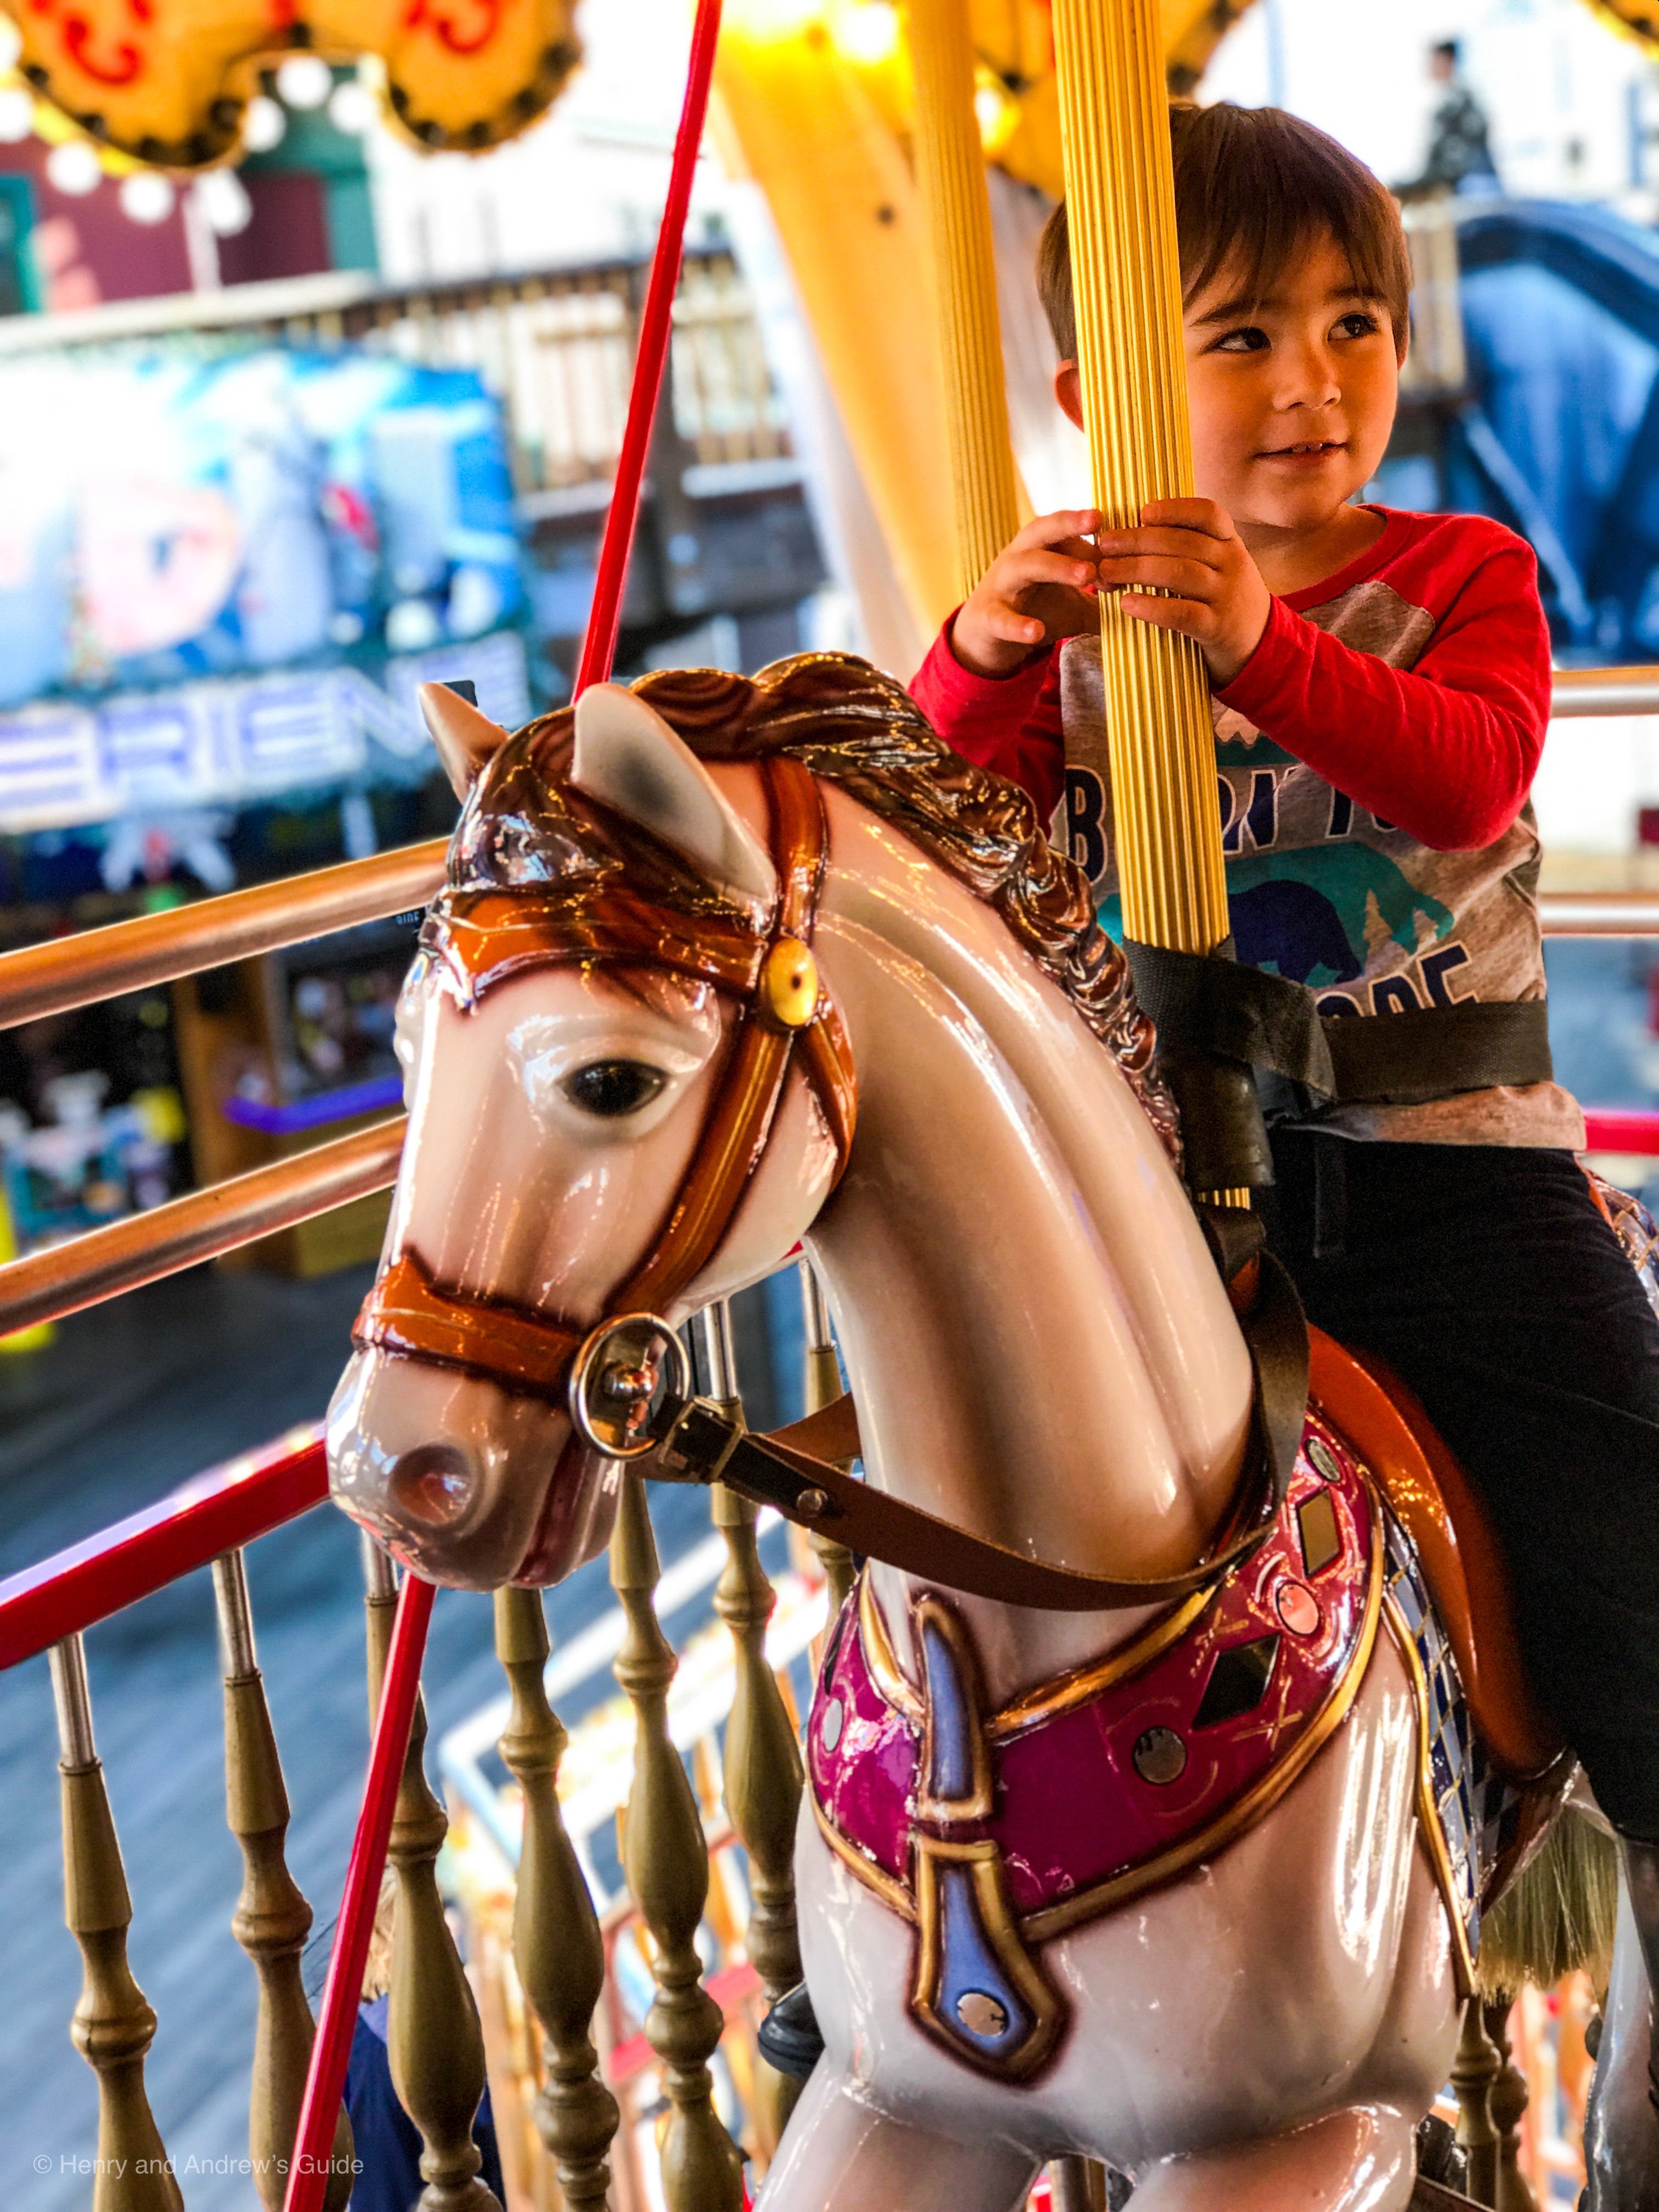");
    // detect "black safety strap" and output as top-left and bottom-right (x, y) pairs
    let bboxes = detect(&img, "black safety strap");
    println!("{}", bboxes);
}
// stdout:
(1125, 938), (1553, 1108)
(1323, 997), (1553, 1106)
